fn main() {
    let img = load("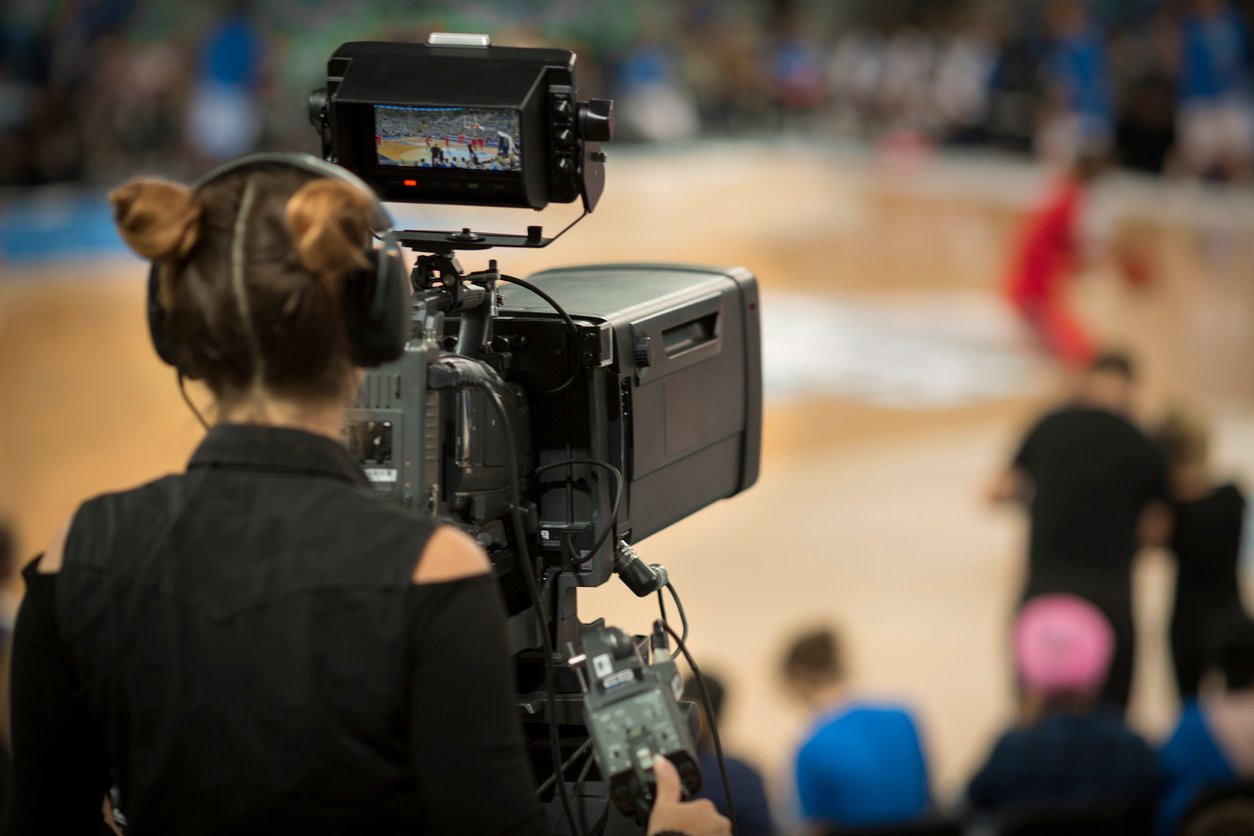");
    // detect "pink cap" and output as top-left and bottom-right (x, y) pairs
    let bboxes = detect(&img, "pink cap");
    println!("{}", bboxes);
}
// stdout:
(1014, 595), (1114, 696)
